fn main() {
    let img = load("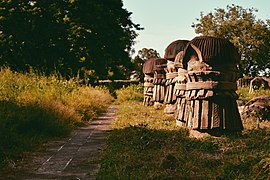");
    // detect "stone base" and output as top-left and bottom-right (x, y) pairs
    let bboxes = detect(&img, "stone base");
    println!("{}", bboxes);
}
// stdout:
(154, 102), (163, 110)
(176, 120), (186, 127)
(189, 130), (211, 139)
(164, 104), (176, 115)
